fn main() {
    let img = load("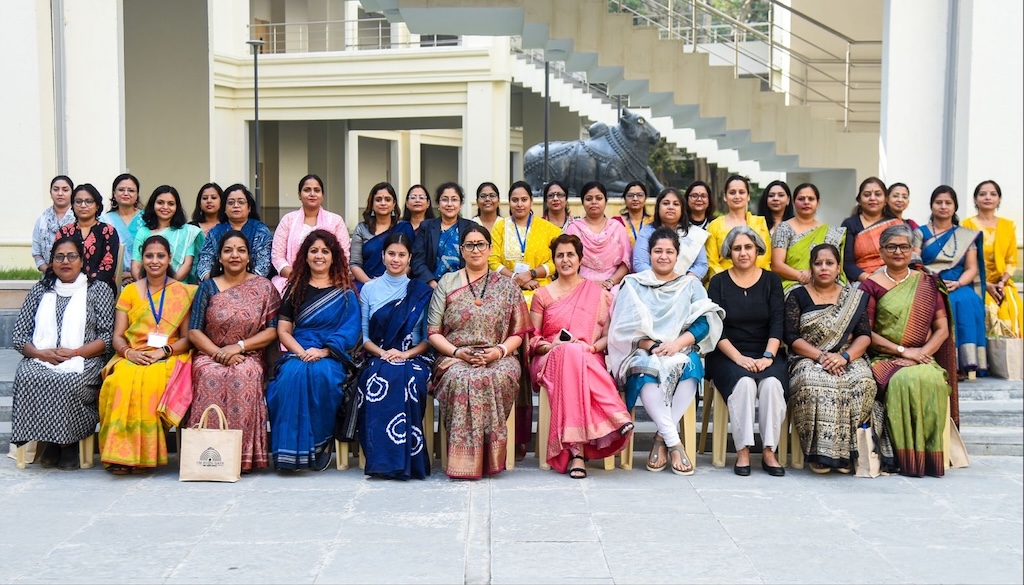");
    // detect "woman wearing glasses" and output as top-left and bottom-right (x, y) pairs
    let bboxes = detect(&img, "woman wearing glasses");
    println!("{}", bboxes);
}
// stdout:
(427, 225), (530, 479)
(541, 180), (575, 232)
(684, 180), (715, 230)
(632, 187), (709, 280)
(612, 180), (652, 247)
(57, 183), (120, 291)
(10, 238), (114, 470)
(402, 184), (435, 232)
(411, 182), (478, 288)
(565, 181), (632, 291)
(101, 173), (144, 284)
(195, 184), (273, 280)
(472, 182), (501, 233)
(862, 224), (956, 477)
(489, 181), (561, 305)
(887, 183), (919, 230)
(705, 175), (772, 280)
